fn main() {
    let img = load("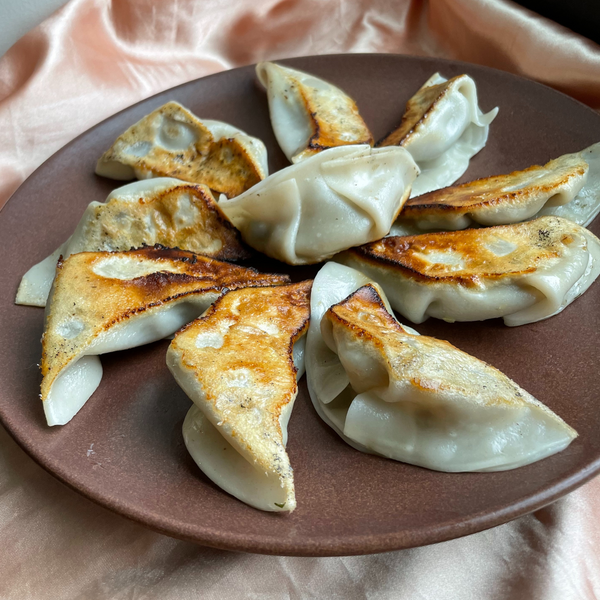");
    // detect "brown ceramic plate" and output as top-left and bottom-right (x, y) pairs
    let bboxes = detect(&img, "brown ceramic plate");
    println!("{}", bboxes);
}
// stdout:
(1, 54), (600, 557)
